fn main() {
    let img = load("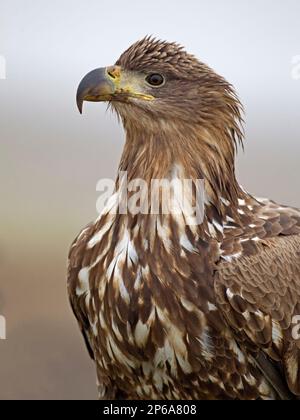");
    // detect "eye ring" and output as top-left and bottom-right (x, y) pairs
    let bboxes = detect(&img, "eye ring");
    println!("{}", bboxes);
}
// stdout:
(146, 73), (165, 87)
